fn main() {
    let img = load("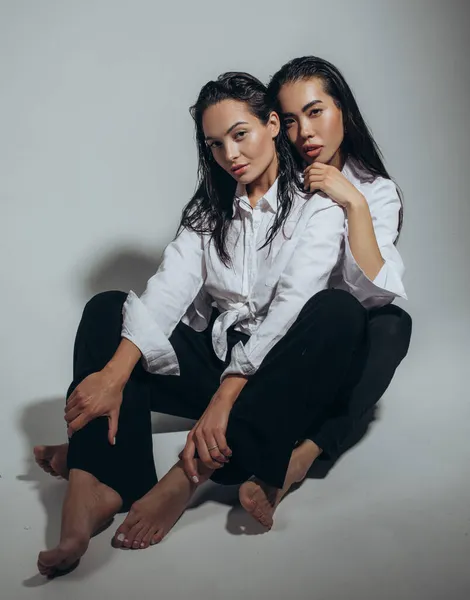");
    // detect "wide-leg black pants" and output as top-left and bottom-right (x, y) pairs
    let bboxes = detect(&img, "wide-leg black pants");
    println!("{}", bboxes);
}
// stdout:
(67, 289), (369, 509)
